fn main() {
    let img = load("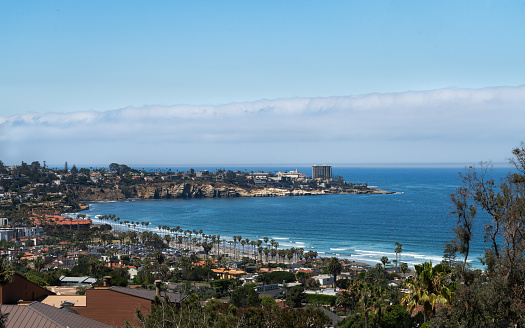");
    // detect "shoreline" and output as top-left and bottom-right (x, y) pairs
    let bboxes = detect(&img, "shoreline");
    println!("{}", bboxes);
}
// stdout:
(76, 188), (395, 205)
(72, 213), (449, 269)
